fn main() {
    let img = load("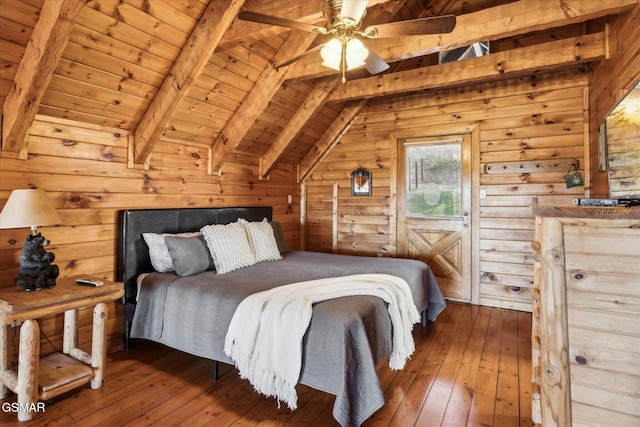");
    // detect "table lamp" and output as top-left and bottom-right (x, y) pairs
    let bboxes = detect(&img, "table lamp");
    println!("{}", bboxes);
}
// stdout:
(0, 189), (63, 291)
